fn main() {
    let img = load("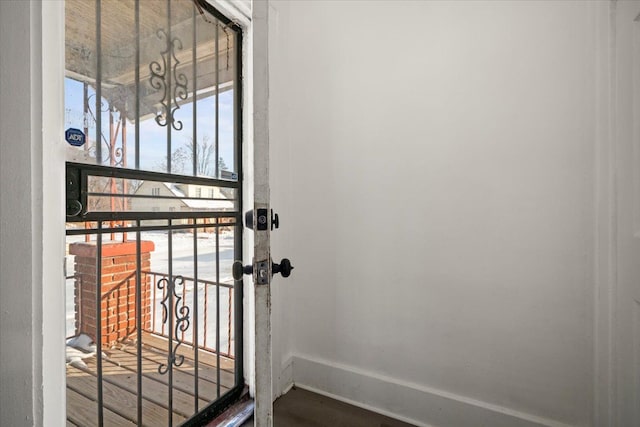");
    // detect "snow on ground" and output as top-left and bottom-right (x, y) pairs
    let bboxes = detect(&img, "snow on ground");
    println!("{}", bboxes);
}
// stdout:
(65, 230), (237, 354)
